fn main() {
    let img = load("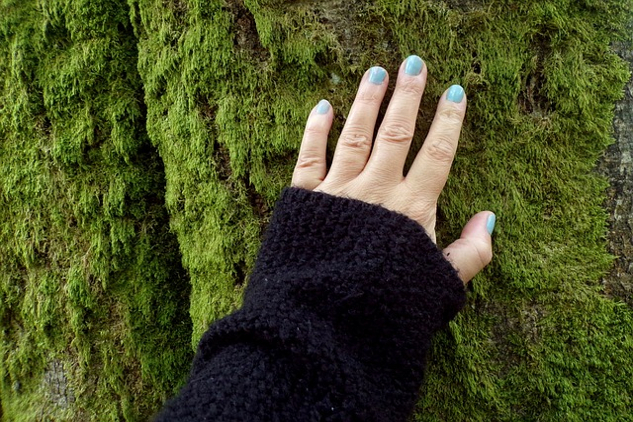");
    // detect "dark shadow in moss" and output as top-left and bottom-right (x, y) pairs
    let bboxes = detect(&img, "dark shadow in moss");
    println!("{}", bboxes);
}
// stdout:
(518, 32), (553, 117)
(224, 0), (271, 64)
